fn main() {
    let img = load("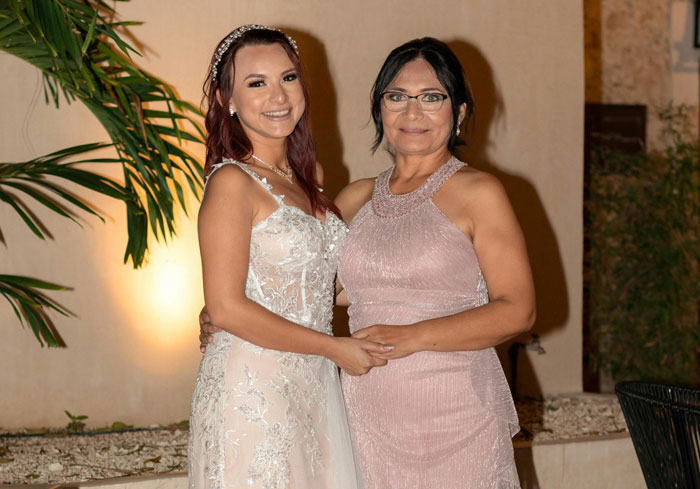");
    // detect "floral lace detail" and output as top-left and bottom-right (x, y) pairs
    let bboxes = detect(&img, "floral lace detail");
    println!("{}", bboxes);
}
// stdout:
(188, 334), (233, 489)
(248, 370), (325, 488)
(189, 160), (349, 489)
(226, 358), (327, 489)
